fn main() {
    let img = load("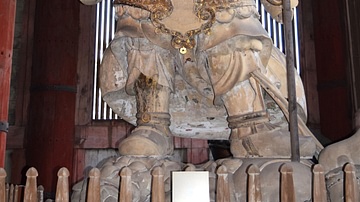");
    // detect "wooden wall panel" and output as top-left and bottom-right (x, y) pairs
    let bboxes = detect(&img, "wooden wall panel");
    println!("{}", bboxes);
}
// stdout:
(346, 0), (360, 110)
(312, 0), (353, 141)
(73, 3), (97, 184)
(74, 123), (132, 149)
(75, 4), (96, 126)
(26, 91), (76, 191)
(13, 0), (35, 128)
(298, 0), (321, 130)
(26, 0), (80, 192)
